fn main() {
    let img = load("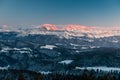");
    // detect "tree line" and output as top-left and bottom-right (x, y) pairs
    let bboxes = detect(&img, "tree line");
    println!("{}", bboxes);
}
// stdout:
(0, 69), (120, 80)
